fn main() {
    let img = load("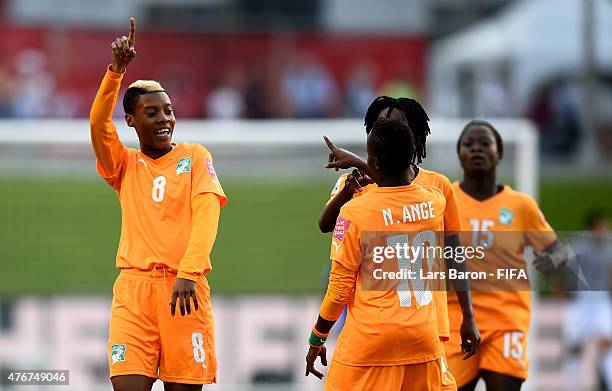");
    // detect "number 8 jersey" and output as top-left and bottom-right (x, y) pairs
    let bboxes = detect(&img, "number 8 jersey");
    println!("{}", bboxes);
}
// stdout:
(91, 67), (227, 274)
